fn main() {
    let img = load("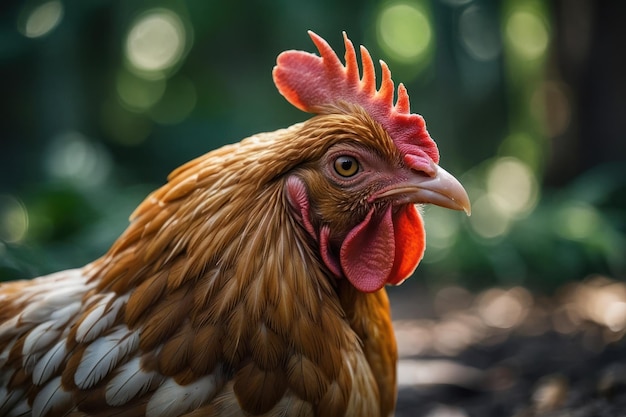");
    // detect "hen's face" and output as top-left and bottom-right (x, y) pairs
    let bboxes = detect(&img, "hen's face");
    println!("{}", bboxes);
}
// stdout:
(303, 141), (400, 233)
(285, 112), (470, 293)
